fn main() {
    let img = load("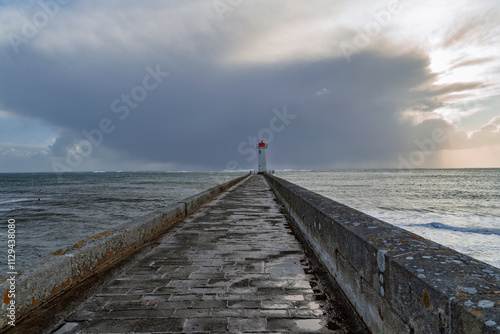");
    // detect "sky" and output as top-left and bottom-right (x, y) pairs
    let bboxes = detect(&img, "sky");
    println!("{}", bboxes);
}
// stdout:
(0, 0), (499, 172)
